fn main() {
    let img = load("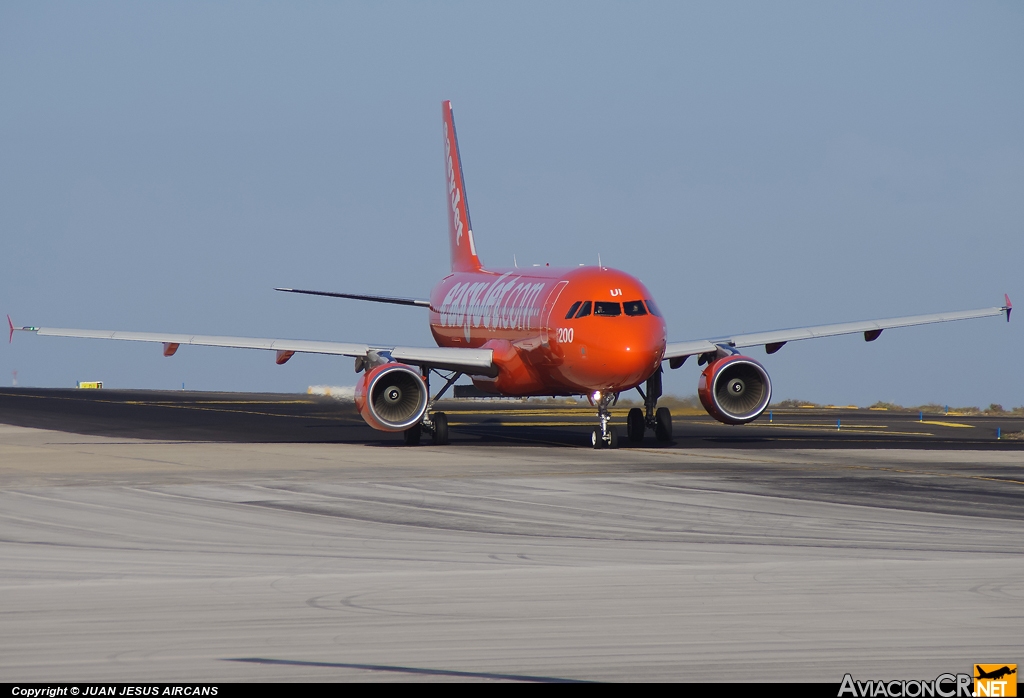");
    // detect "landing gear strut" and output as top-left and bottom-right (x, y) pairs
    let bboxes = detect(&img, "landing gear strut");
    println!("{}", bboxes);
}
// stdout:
(591, 391), (618, 449)
(631, 367), (672, 443)
(405, 369), (460, 446)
